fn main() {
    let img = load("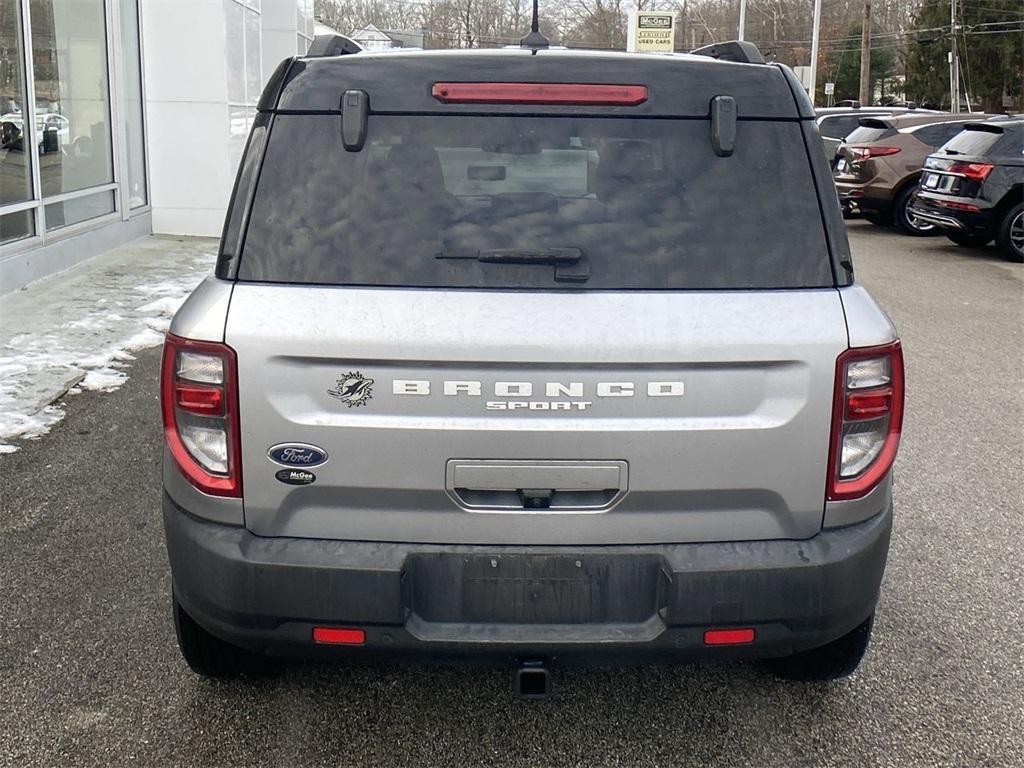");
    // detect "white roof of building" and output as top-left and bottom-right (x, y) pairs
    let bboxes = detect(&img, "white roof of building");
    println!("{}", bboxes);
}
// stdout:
(351, 24), (393, 43)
